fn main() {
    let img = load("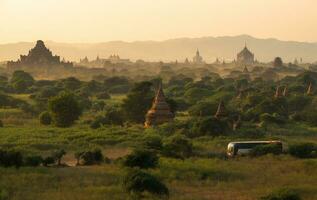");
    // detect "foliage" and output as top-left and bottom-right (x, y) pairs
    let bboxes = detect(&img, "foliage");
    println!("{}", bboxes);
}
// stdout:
(90, 107), (124, 129)
(0, 150), (23, 168)
(260, 188), (301, 200)
(250, 144), (283, 157)
(80, 149), (104, 165)
(10, 70), (34, 93)
(123, 149), (159, 169)
(52, 149), (66, 165)
(39, 111), (52, 125)
(48, 92), (82, 127)
(24, 155), (43, 167)
(162, 134), (192, 159)
(190, 116), (230, 137)
(121, 81), (154, 123)
(141, 134), (163, 151)
(123, 169), (169, 198)
(288, 143), (317, 158)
